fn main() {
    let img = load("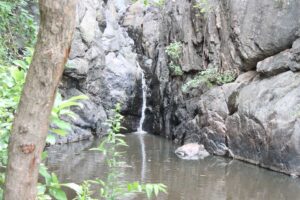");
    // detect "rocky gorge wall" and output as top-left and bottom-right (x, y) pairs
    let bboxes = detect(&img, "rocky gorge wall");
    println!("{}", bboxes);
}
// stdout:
(63, 0), (300, 176)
